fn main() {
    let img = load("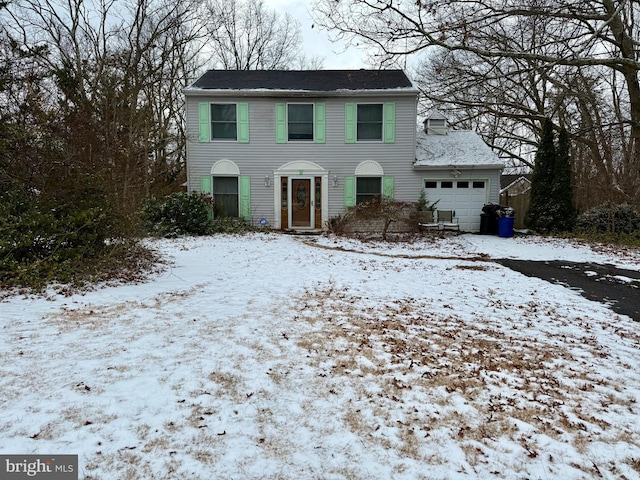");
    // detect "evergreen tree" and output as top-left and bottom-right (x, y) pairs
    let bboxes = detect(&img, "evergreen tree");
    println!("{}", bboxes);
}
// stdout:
(552, 128), (577, 232)
(525, 118), (557, 232)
